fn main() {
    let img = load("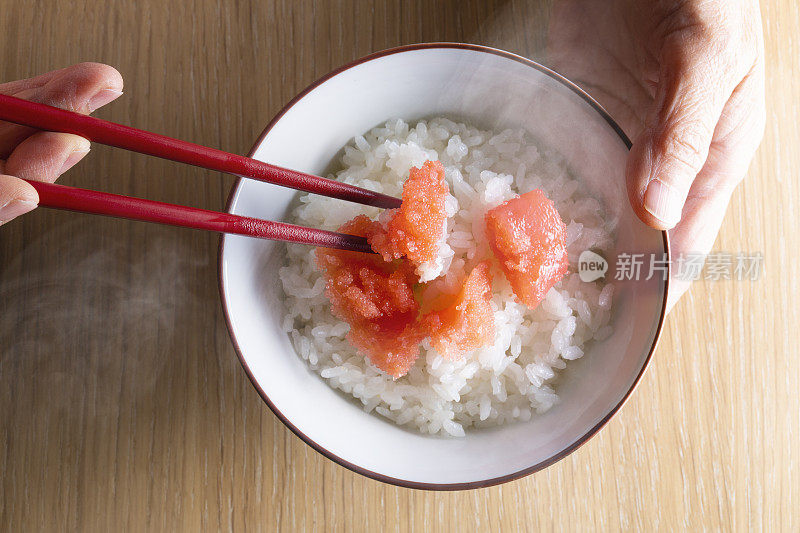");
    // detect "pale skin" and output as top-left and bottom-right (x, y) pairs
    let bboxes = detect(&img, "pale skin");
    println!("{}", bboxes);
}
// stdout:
(0, 0), (765, 311)
(547, 0), (766, 310)
(0, 62), (123, 222)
